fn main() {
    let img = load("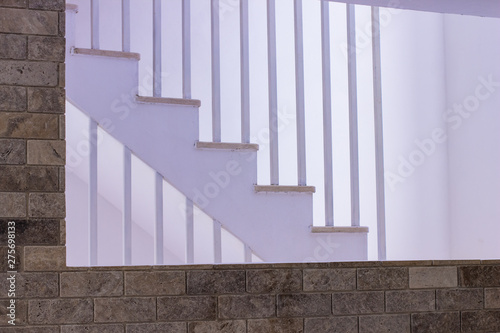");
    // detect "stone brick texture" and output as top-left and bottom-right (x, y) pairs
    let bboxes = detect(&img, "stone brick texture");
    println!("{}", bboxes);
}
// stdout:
(1, 3), (500, 333)
(0, 0), (66, 286)
(0, 261), (496, 331)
